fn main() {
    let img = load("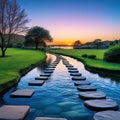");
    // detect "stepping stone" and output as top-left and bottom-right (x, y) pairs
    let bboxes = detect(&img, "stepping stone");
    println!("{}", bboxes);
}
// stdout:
(10, 89), (35, 98)
(74, 80), (91, 86)
(66, 65), (73, 67)
(68, 70), (79, 73)
(64, 62), (69, 63)
(72, 76), (86, 80)
(0, 105), (30, 120)
(70, 73), (82, 76)
(48, 66), (56, 68)
(52, 62), (58, 64)
(44, 68), (55, 70)
(51, 64), (57, 66)
(63, 61), (68, 62)
(63, 63), (70, 65)
(35, 117), (67, 120)
(29, 80), (45, 86)
(35, 76), (48, 80)
(68, 67), (77, 70)
(53, 62), (58, 63)
(77, 85), (97, 91)
(79, 91), (106, 100)
(40, 73), (51, 77)
(62, 60), (69, 62)
(84, 99), (119, 111)
(44, 70), (53, 73)
(94, 110), (120, 120)
(51, 63), (57, 65)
